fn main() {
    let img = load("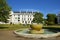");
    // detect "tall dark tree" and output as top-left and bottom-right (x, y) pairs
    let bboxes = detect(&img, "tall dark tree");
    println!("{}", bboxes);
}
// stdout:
(32, 12), (43, 23)
(0, 0), (11, 23)
(47, 14), (56, 25)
